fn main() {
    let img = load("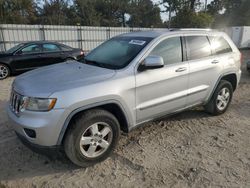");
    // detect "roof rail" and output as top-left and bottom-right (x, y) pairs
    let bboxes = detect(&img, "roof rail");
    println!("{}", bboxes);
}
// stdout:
(170, 28), (212, 31)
